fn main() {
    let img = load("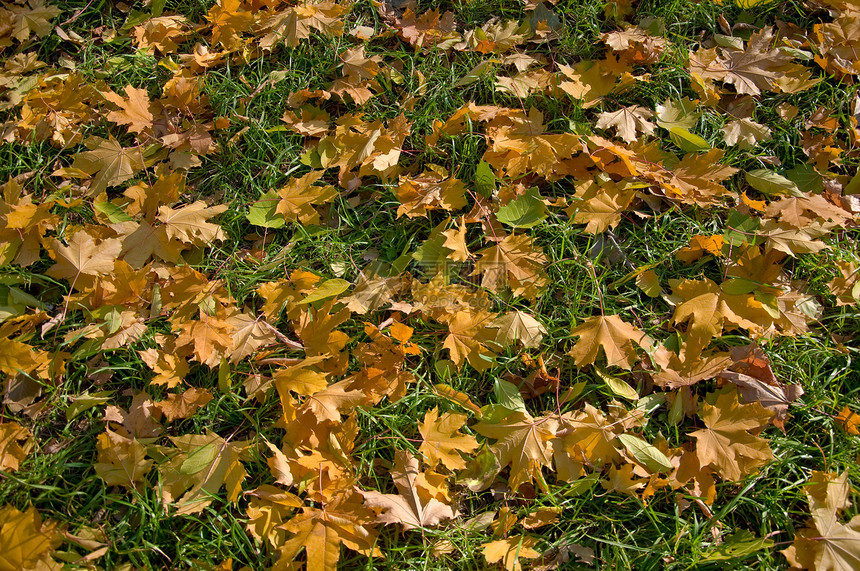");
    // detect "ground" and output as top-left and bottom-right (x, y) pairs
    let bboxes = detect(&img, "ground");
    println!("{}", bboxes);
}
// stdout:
(0, 0), (859, 570)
